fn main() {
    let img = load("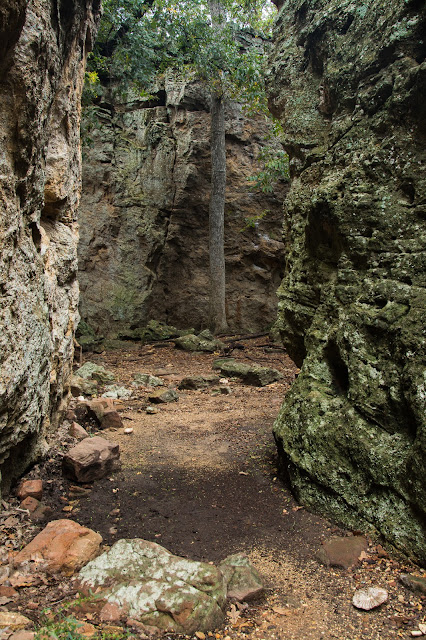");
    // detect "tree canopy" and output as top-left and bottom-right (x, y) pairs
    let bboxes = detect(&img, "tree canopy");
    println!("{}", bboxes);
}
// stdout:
(85, 0), (276, 108)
